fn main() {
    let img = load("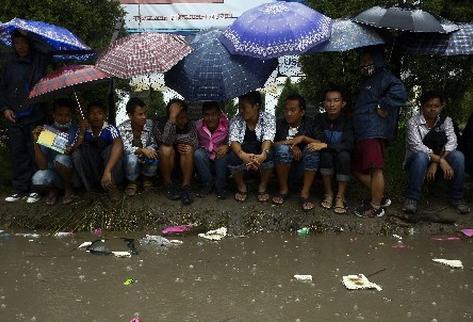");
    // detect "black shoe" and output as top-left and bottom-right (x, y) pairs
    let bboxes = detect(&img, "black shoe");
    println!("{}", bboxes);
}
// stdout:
(354, 202), (385, 218)
(216, 189), (229, 200)
(164, 184), (180, 201)
(180, 185), (193, 205)
(197, 184), (212, 198)
(449, 199), (471, 215)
